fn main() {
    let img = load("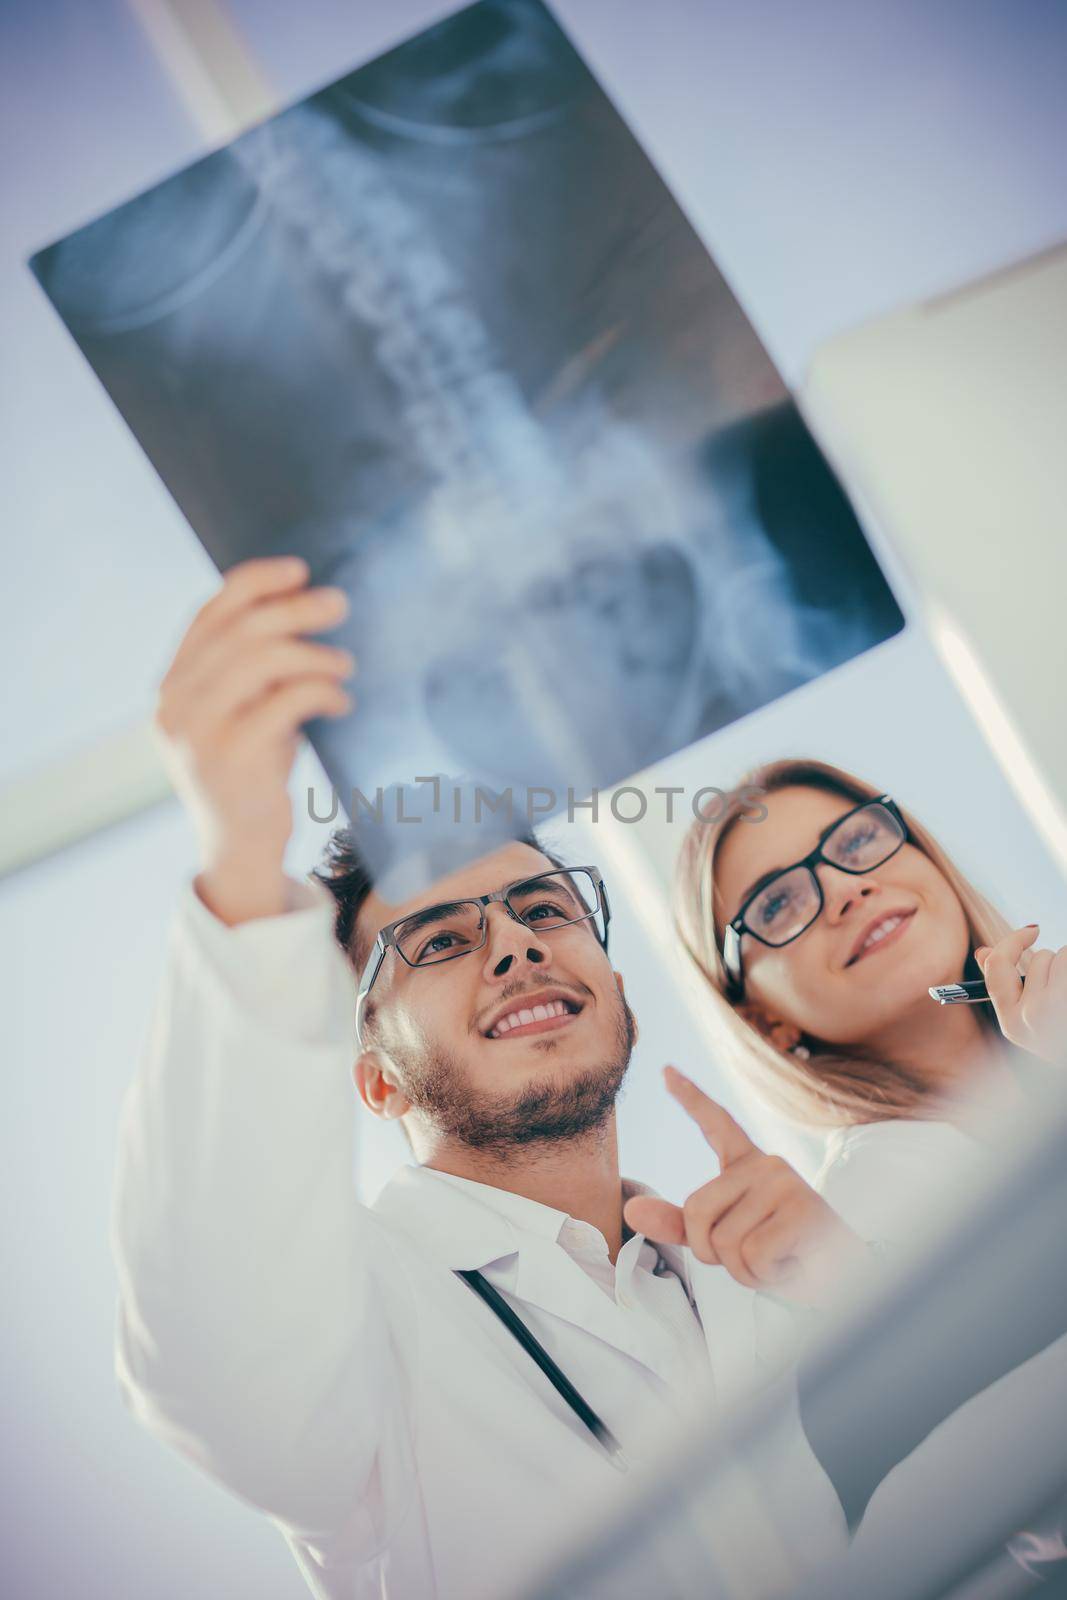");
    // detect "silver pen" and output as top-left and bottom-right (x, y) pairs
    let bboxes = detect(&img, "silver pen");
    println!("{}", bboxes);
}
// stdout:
(928, 977), (1025, 1005)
